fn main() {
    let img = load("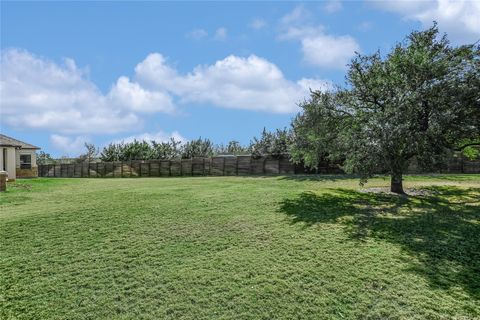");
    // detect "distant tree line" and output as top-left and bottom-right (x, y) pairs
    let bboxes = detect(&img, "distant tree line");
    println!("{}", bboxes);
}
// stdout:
(99, 128), (290, 162)
(36, 128), (292, 164)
